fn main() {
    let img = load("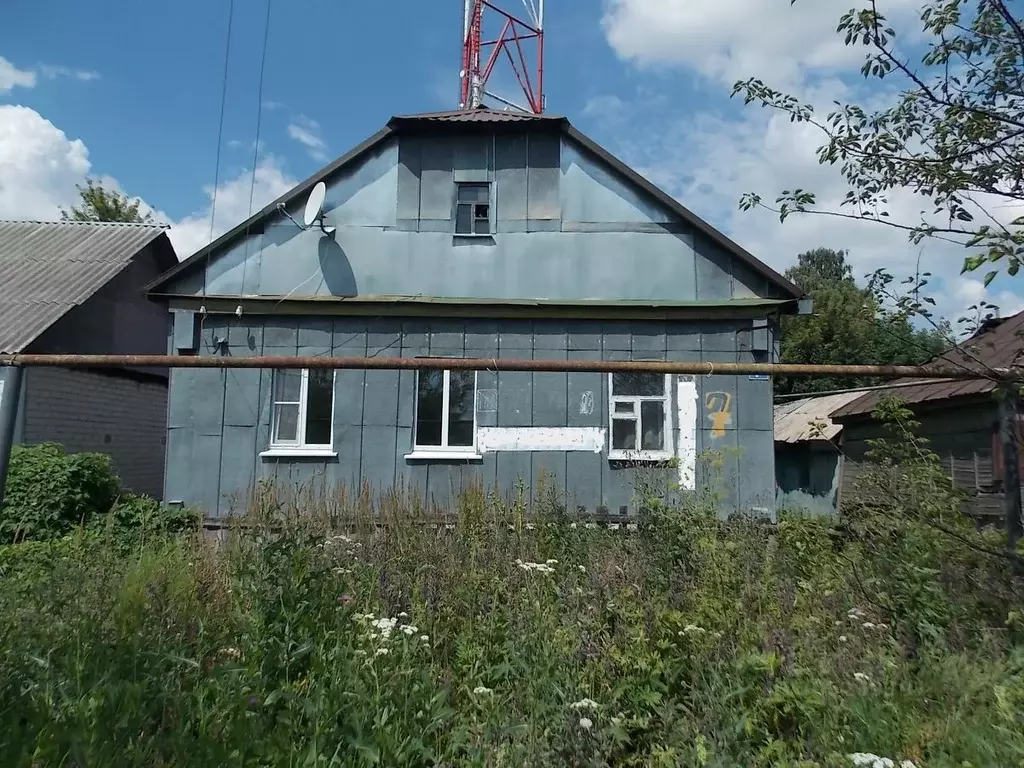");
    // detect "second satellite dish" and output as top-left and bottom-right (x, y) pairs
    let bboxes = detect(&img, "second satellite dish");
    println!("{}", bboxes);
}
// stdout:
(303, 181), (327, 227)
